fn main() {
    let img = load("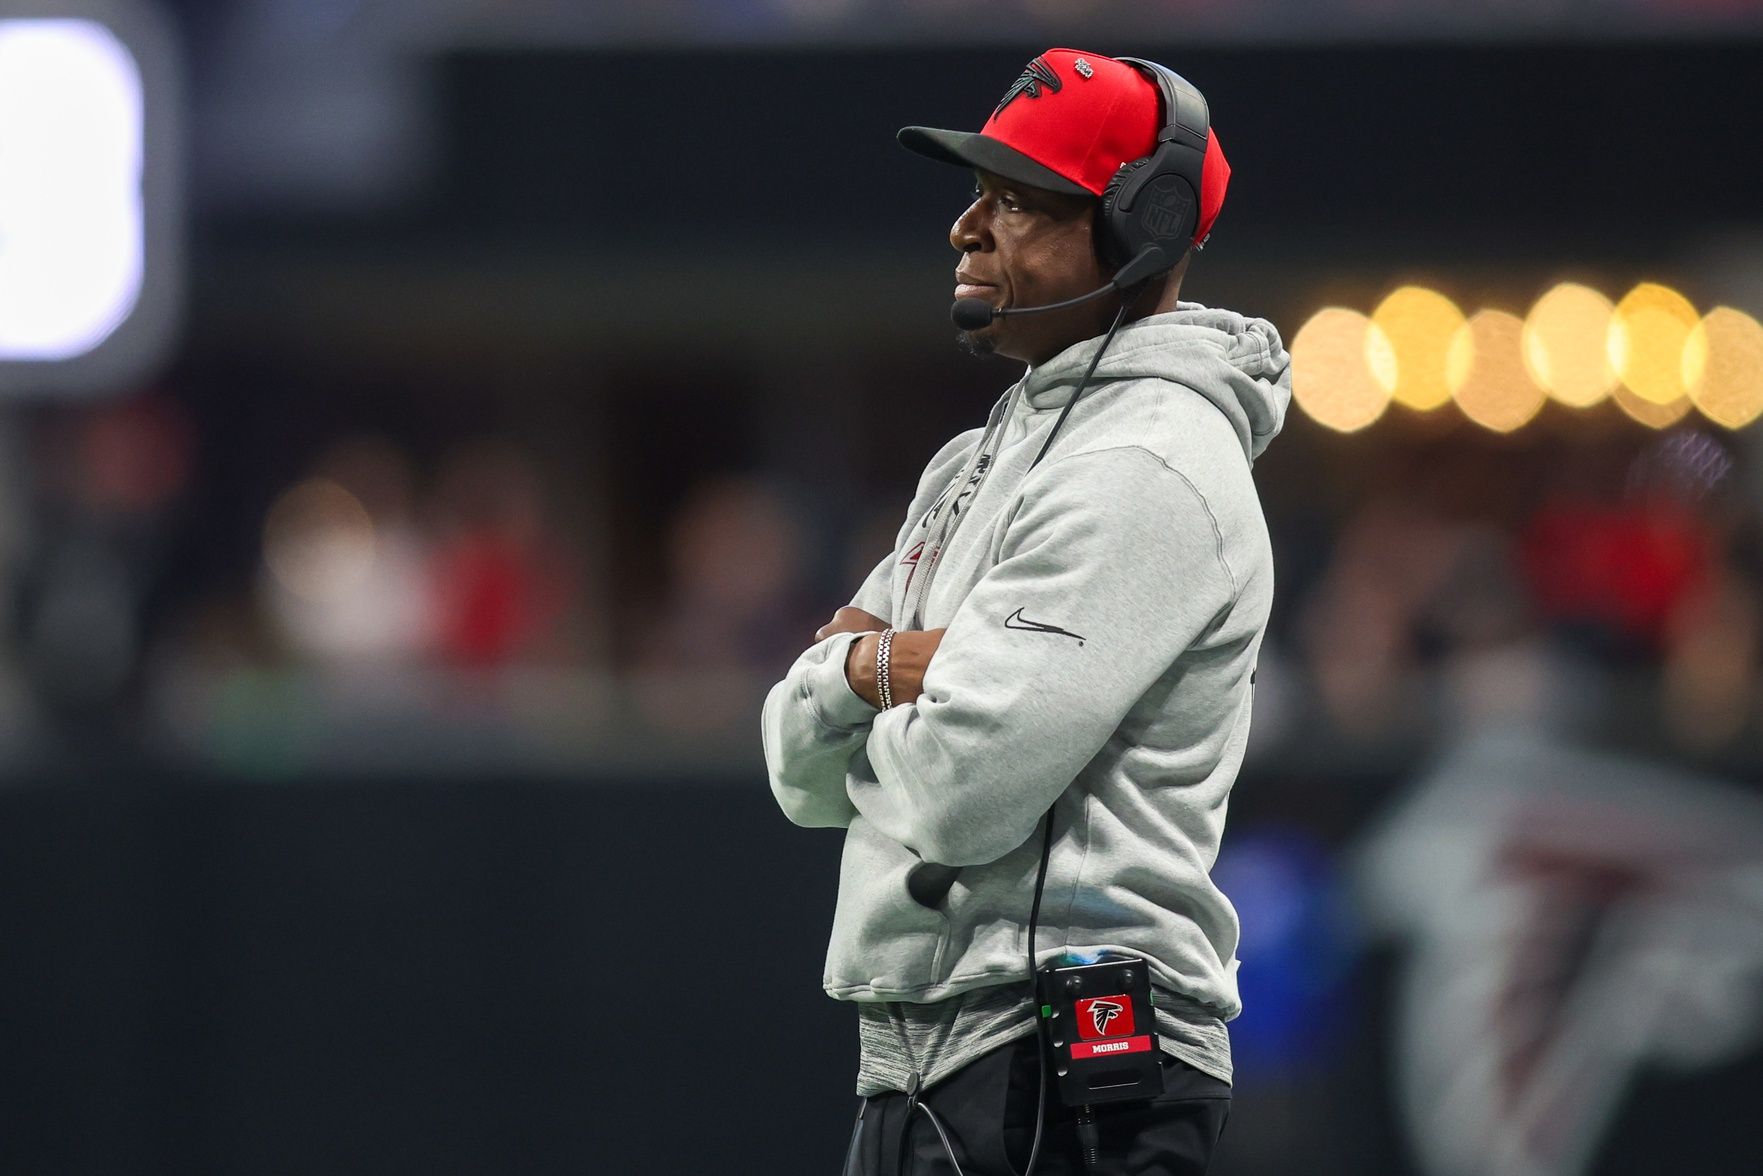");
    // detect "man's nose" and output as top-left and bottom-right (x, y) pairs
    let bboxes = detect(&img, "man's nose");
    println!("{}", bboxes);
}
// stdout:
(950, 200), (989, 253)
